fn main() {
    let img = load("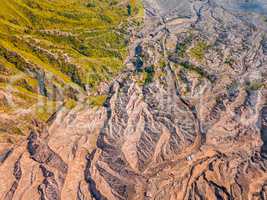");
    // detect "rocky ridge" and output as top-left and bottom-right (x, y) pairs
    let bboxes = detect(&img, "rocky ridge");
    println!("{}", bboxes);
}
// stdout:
(1, 0), (267, 199)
